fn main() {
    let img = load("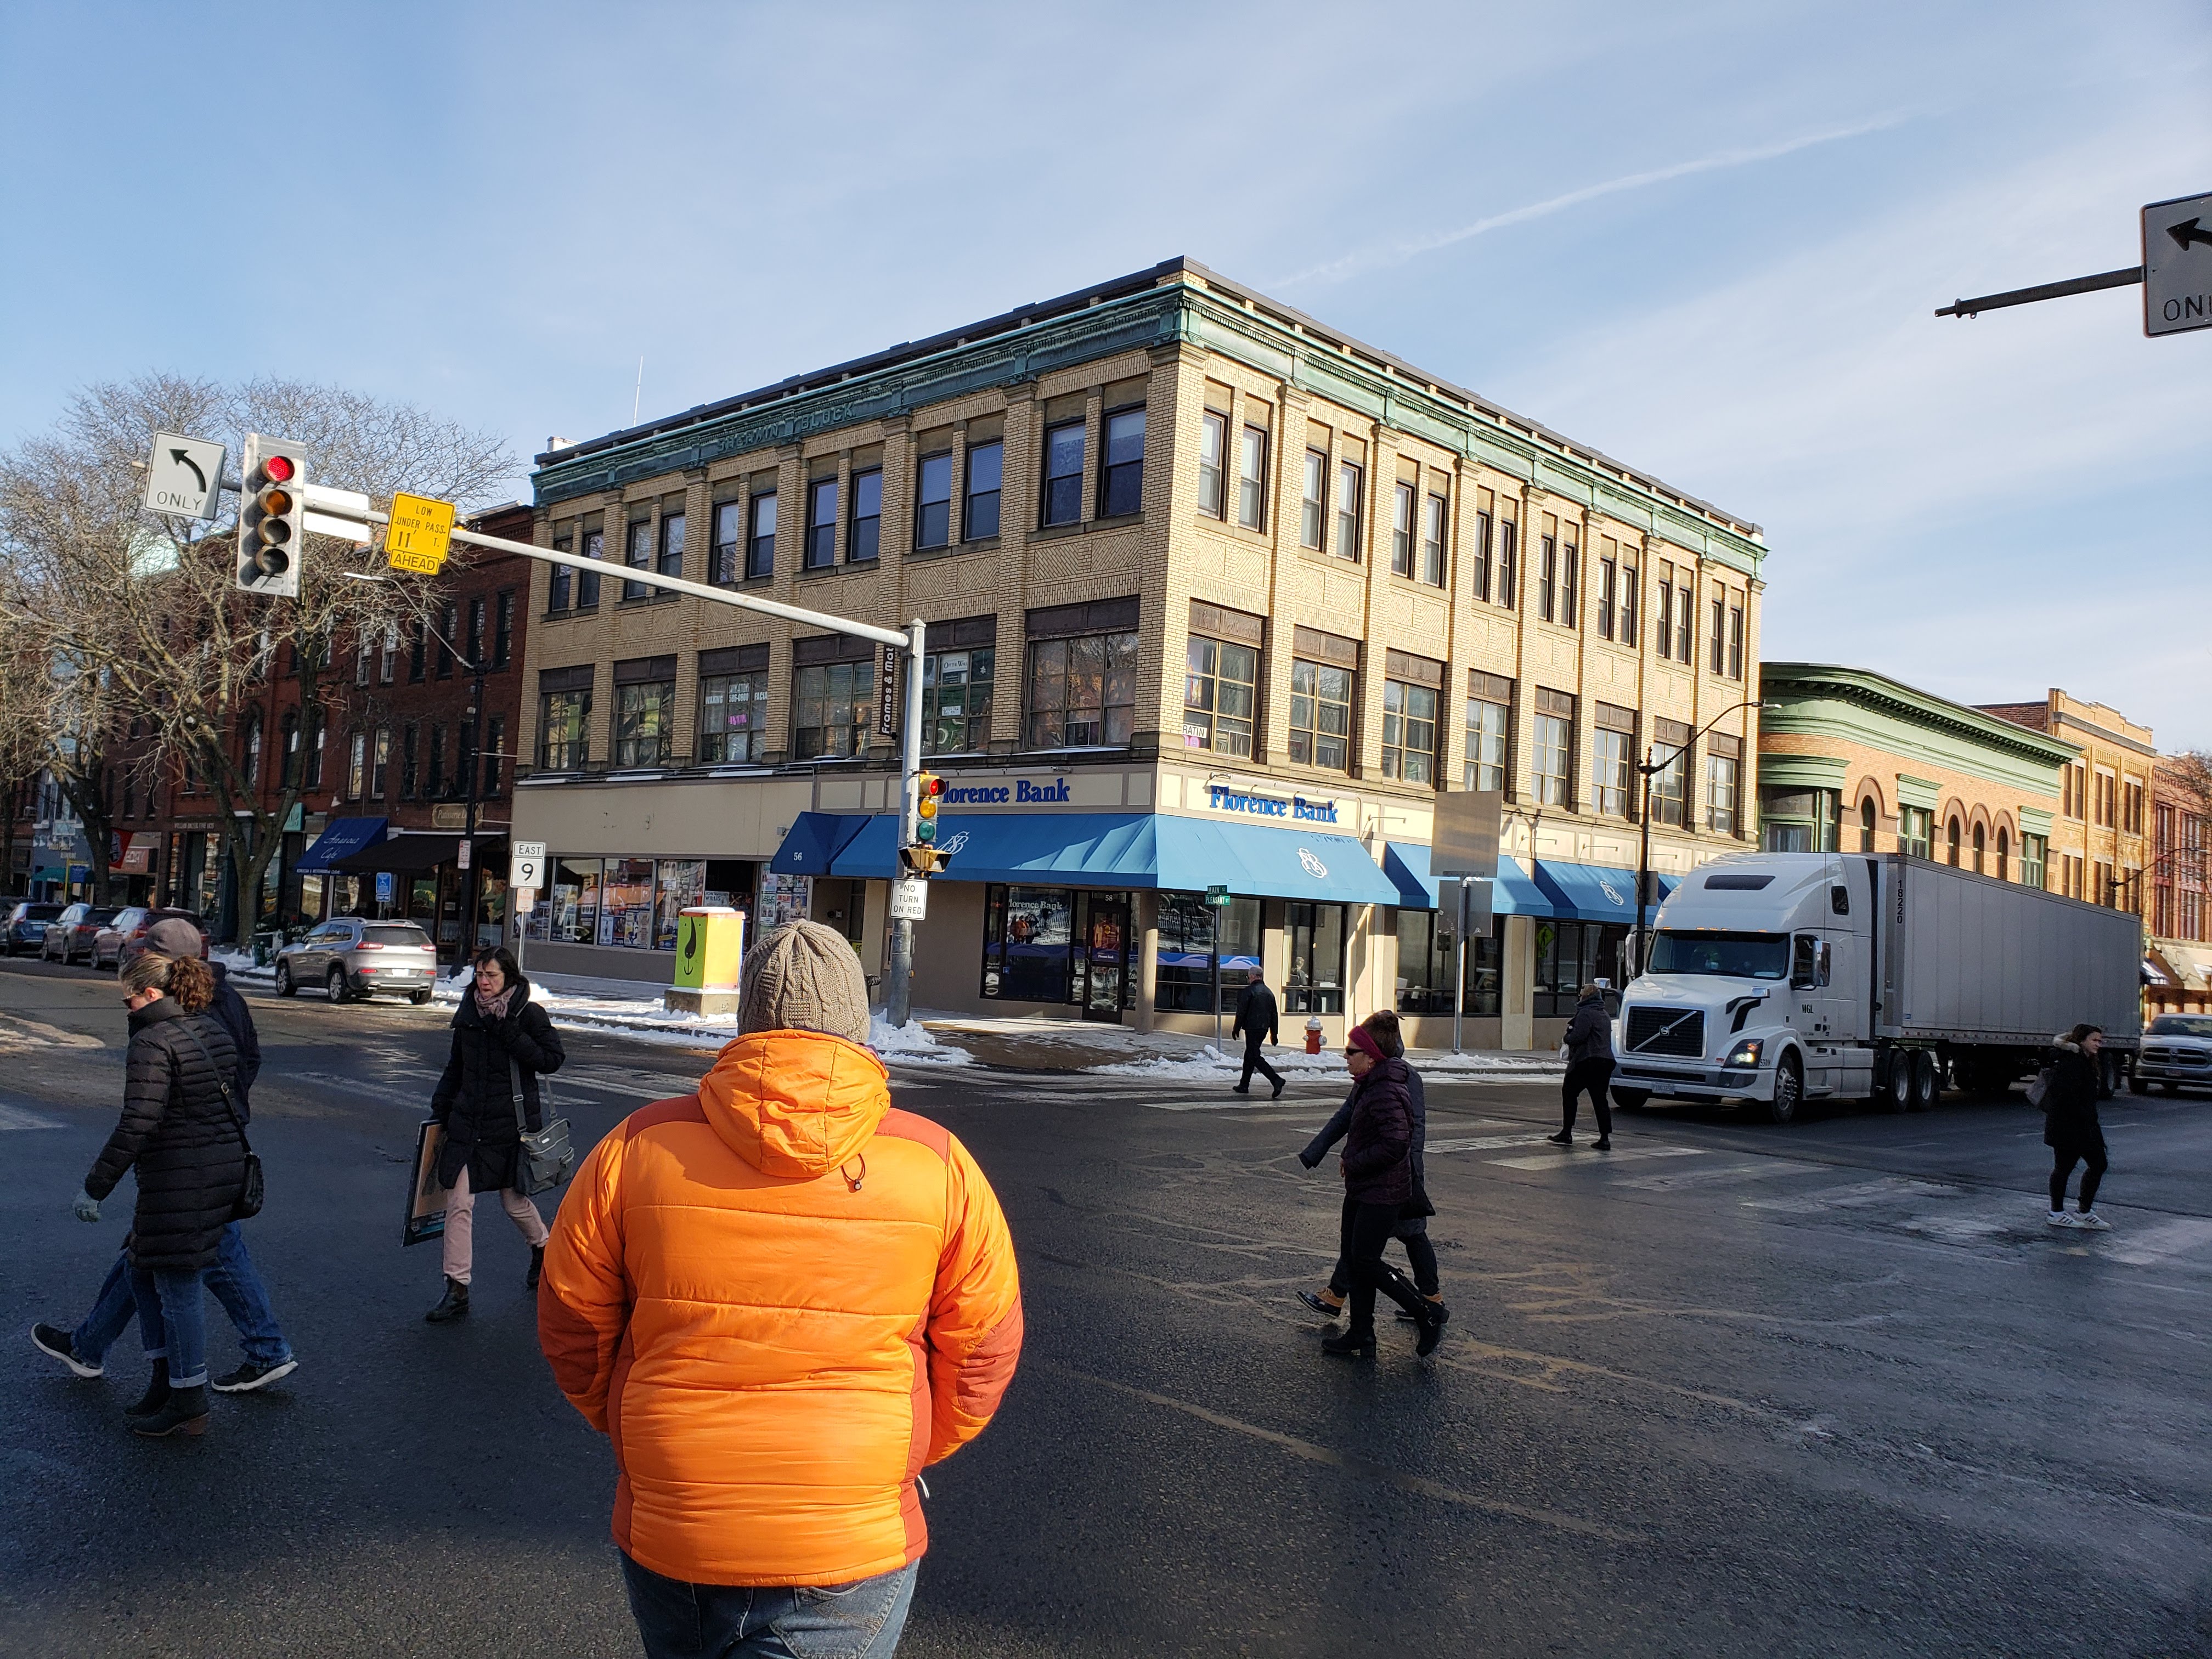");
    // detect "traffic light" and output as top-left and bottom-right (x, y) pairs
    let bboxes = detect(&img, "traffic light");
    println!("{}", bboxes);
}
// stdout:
(913, 771), (944, 844)
(900, 844), (949, 876)
(235, 433), (308, 598)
